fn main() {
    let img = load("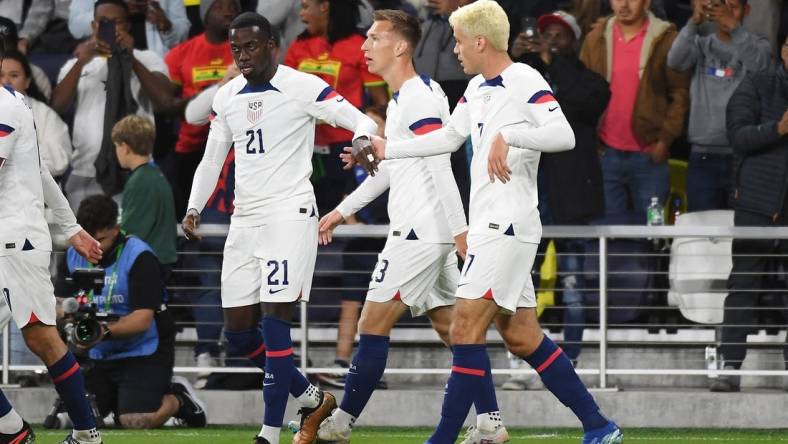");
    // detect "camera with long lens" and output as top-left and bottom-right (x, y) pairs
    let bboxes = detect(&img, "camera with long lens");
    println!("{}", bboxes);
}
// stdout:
(61, 268), (118, 349)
